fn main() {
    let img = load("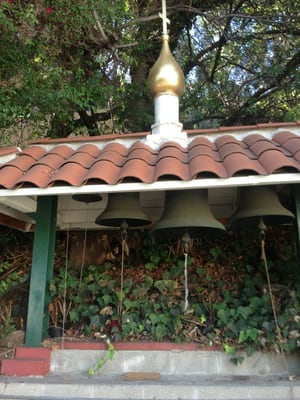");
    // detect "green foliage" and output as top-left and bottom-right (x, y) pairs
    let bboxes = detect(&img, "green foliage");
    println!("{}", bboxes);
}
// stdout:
(1, 1), (300, 142)
(0, 225), (299, 364)
(88, 340), (115, 375)
(42, 227), (300, 360)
